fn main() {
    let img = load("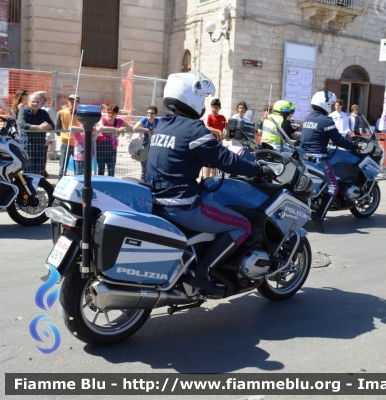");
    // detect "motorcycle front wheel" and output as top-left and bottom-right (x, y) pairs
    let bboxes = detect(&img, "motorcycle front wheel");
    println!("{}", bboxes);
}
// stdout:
(7, 178), (53, 226)
(350, 182), (381, 218)
(258, 237), (312, 301)
(60, 268), (151, 346)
